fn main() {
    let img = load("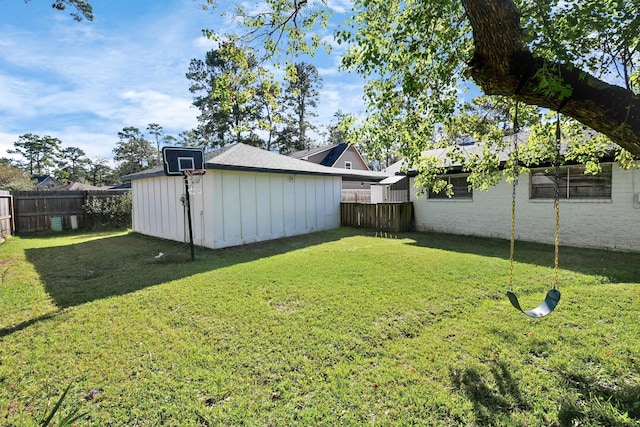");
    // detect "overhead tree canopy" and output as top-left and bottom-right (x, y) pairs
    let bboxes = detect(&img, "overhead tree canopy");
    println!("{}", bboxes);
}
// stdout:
(209, 0), (640, 161)
(461, 0), (639, 155)
(22, 0), (94, 21)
